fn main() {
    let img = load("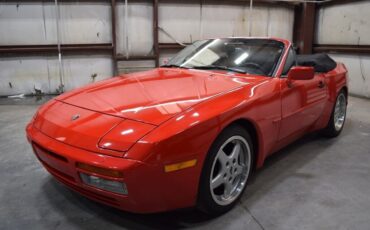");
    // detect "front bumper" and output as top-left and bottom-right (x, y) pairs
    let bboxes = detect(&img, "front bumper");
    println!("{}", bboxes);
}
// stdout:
(26, 123), (197, 213)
